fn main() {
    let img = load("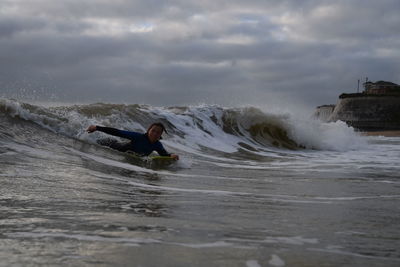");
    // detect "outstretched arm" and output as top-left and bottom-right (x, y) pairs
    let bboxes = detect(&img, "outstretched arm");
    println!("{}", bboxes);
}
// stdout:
(86, 125), (139, 140)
